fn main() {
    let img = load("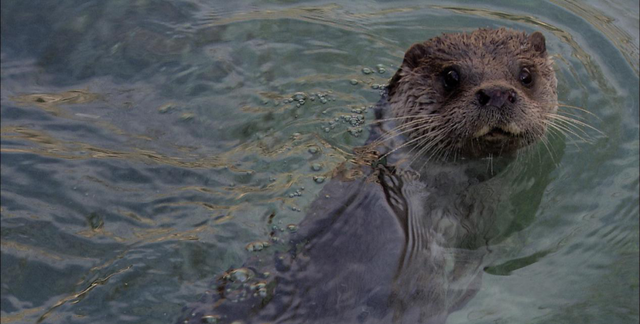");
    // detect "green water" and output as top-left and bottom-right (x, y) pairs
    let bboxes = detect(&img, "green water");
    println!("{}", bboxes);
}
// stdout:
(1, 1), (638, 323)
